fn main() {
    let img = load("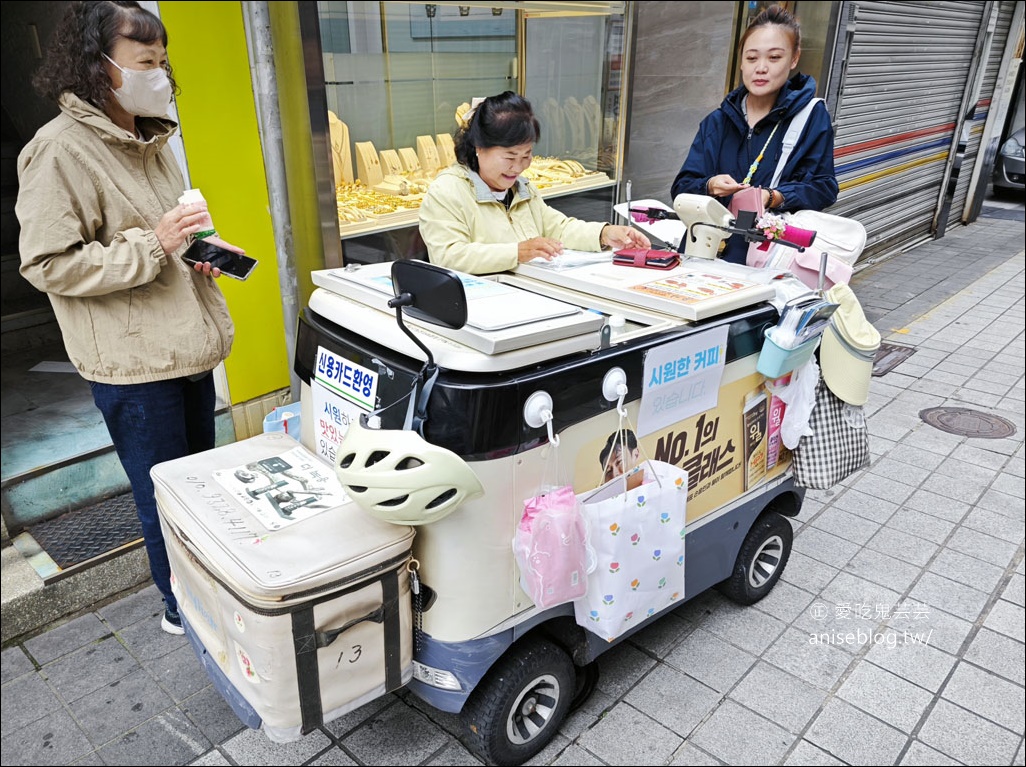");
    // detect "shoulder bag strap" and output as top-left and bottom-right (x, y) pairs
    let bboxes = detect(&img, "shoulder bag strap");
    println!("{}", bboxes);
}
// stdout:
(770, 98), (824, 188)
